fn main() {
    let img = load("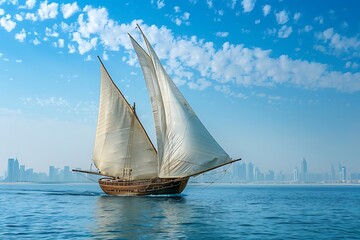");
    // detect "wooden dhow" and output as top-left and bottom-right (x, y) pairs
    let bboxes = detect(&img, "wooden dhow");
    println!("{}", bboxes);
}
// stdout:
(73, 25), (240, 196)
